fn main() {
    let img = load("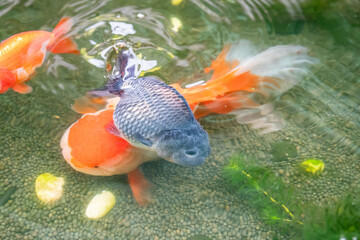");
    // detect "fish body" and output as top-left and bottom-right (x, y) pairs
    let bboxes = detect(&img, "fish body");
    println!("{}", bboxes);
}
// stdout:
(111, 76), (211, 167)
(60, 109), (156, 205)
(106, 49), (210, 167)
(61, 109), (157, 176)
(0, 17), (79, 94)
